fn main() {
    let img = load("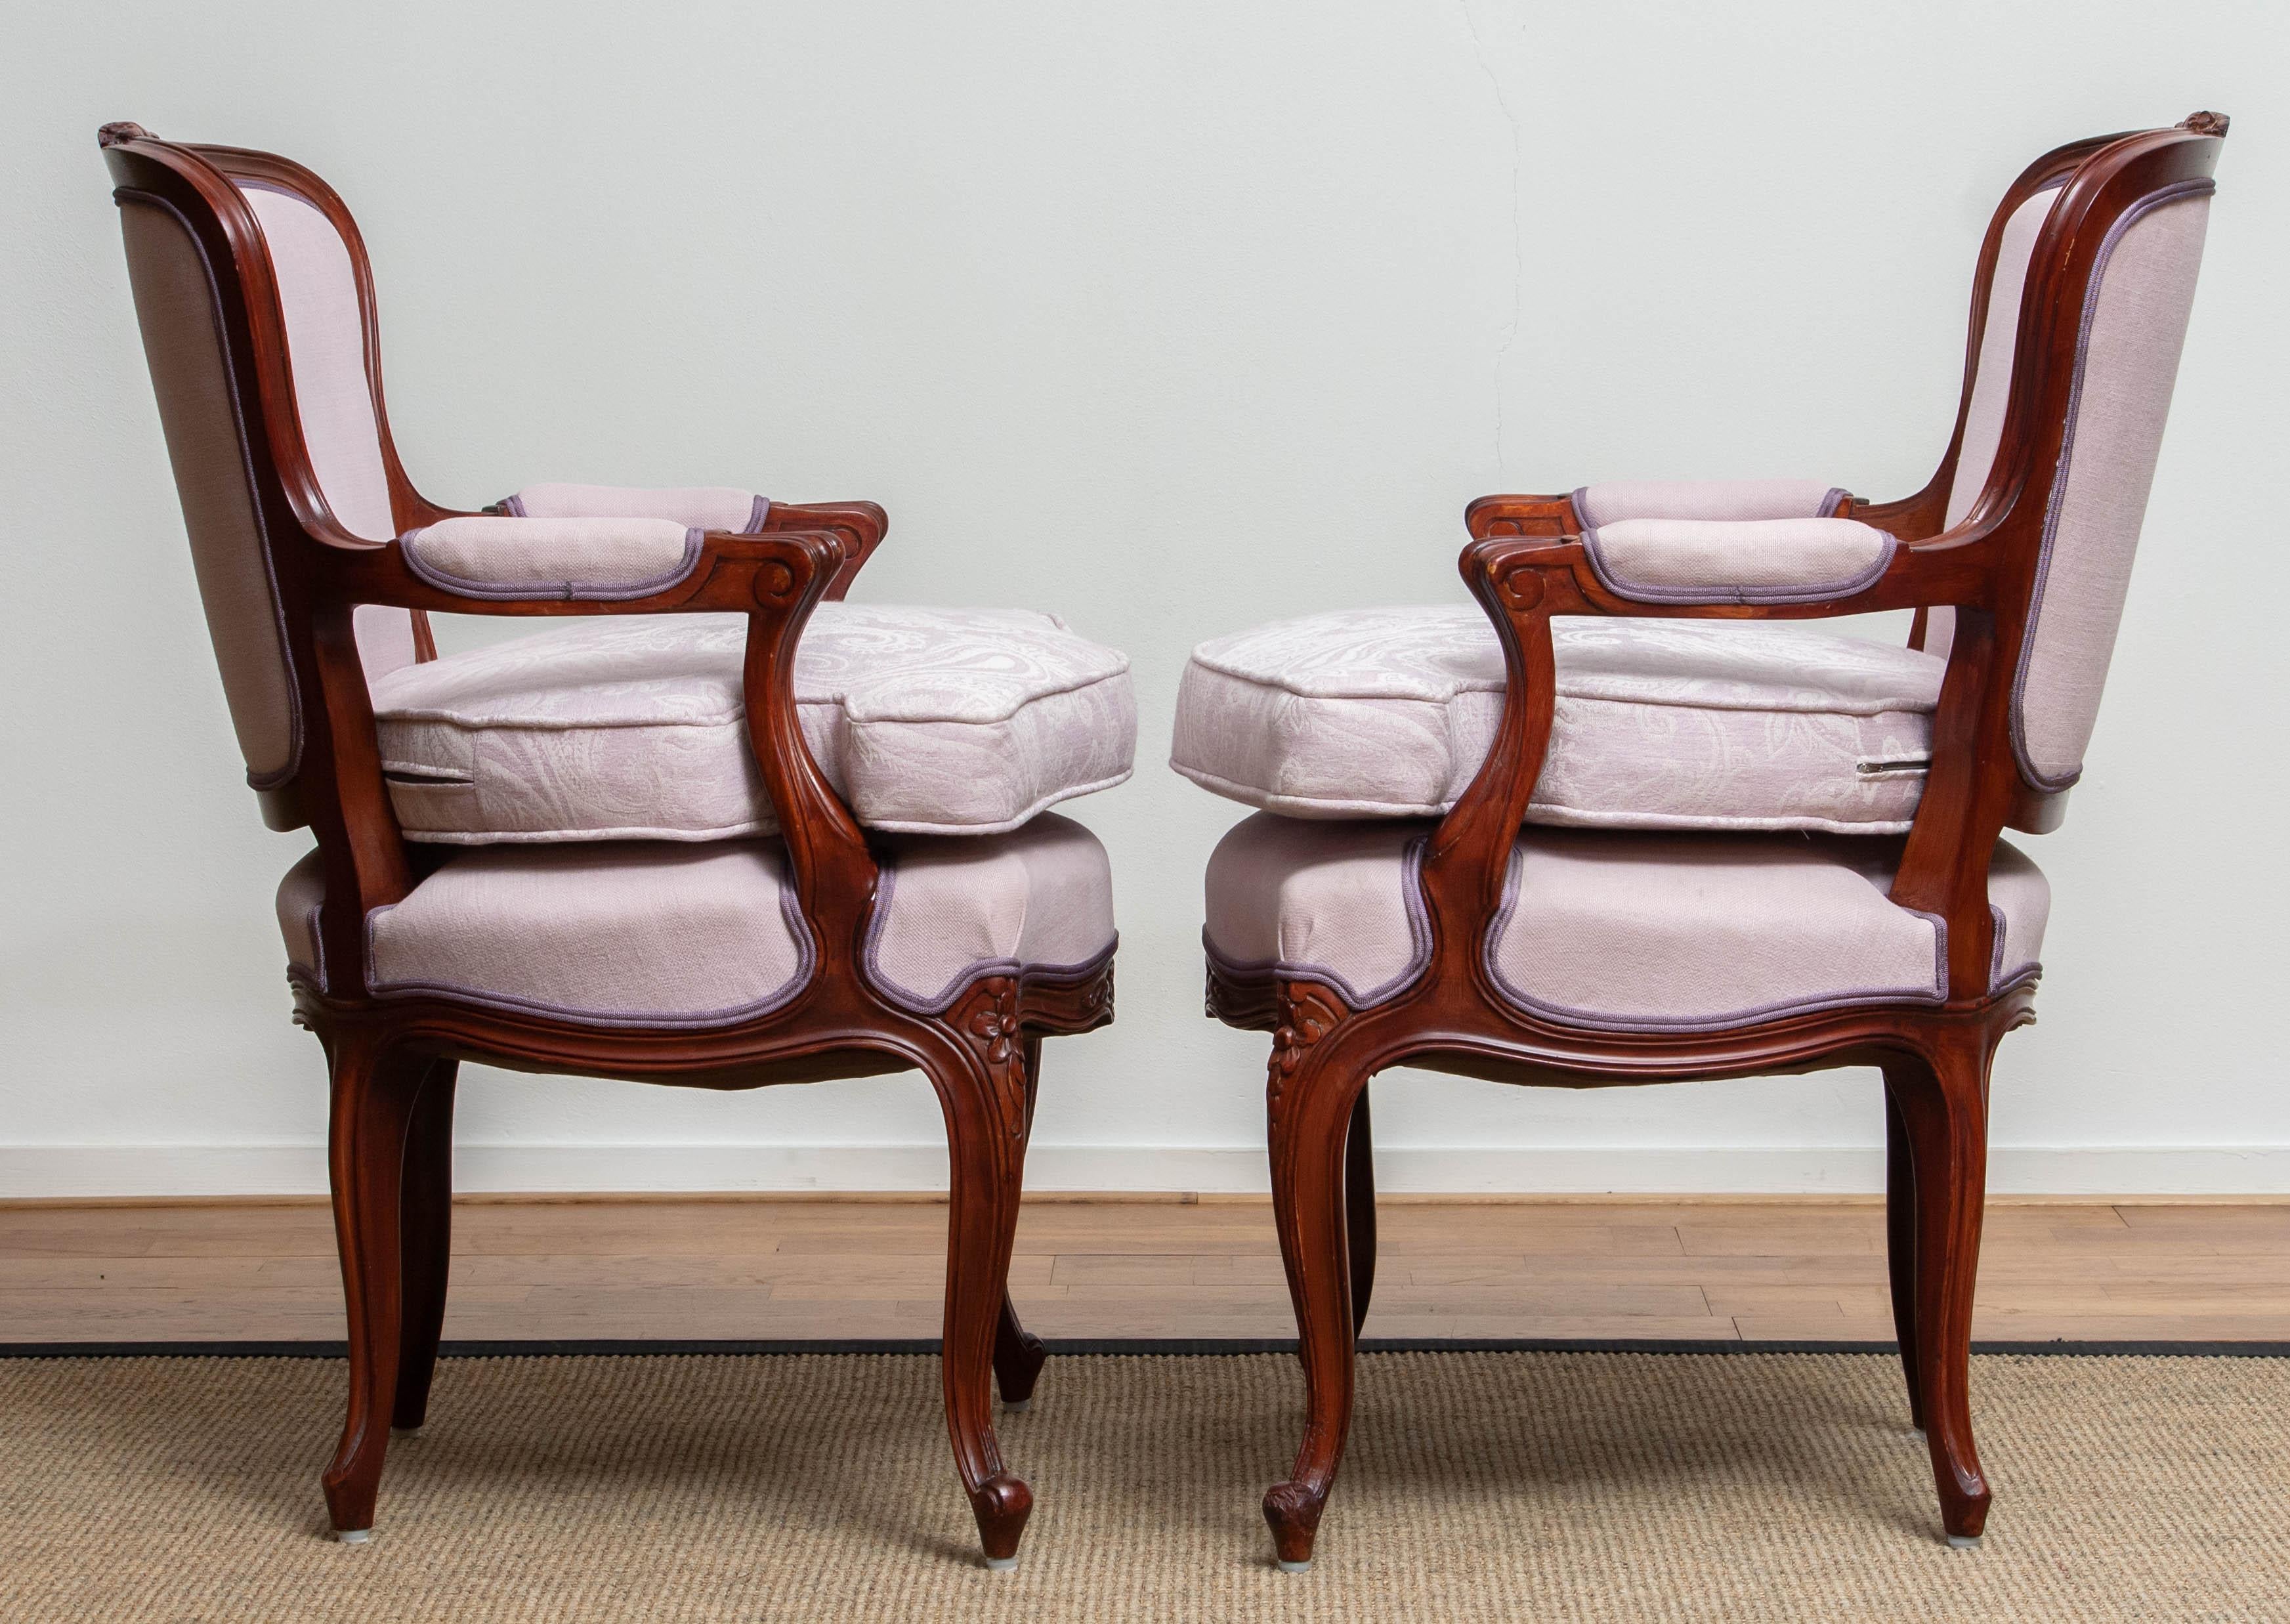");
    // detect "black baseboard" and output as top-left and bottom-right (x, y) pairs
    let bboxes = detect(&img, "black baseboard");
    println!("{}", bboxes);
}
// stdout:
(5, 1336), (2287, 1359)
